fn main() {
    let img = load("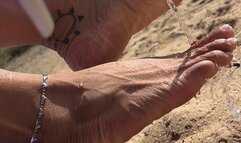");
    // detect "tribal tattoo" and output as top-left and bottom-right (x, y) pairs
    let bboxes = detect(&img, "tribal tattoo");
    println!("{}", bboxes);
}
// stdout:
(48, 7), (84, 58)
